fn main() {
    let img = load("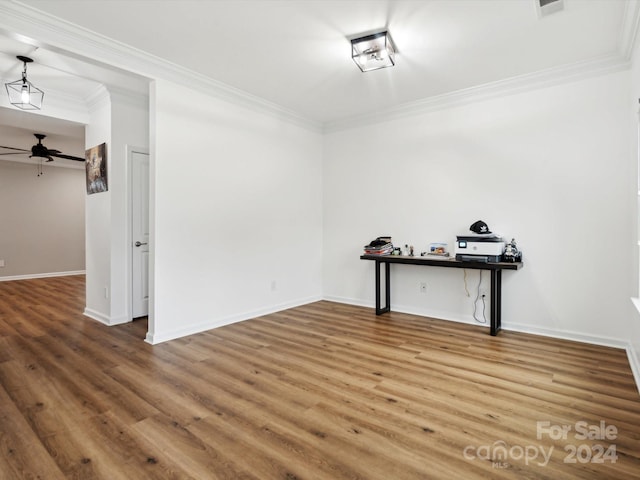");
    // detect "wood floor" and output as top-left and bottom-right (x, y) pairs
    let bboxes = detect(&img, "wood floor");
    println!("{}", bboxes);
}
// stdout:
(1, 276), (639, 479)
